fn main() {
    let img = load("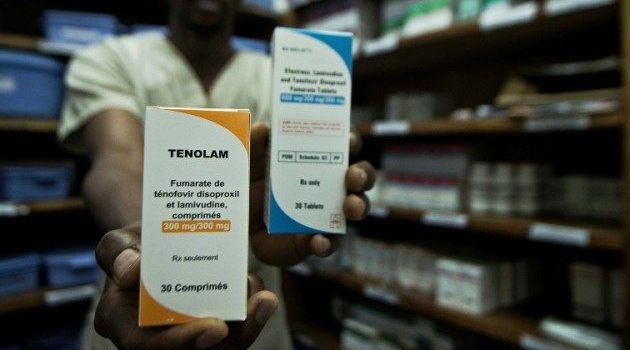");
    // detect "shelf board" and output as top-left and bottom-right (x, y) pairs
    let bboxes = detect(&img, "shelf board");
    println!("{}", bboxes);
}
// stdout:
(310, 269), (542, 346)
(0, 118), (58, 133)
(0, 289), (45, 314)
(368, 205), (623, 251)
(358, 113), (623, 137)
(355, 4), (617, 77)
(27, 197), (86, 214)
(0, 32), (40, 51)
(0, 284), (97, 315)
